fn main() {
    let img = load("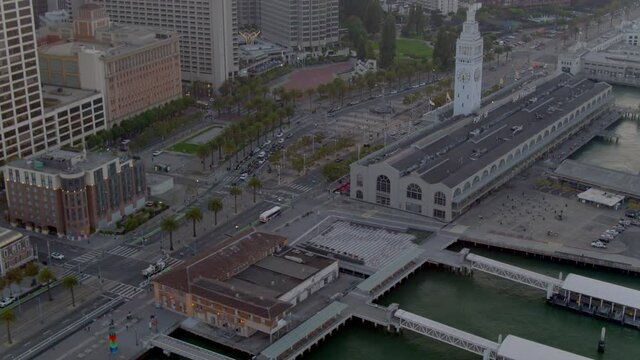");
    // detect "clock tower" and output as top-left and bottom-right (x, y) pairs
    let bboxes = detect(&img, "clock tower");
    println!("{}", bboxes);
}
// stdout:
(453, 3), (483, 116)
